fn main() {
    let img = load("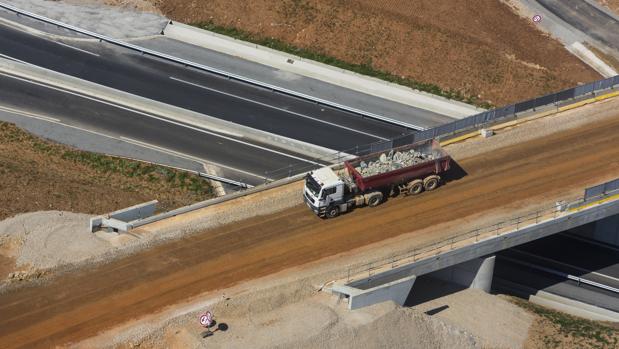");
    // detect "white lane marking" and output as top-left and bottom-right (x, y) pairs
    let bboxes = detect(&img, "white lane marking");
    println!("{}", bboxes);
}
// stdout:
(0, 72), (324, 166)
(120, 136), (273, 181)
(0, 105), (60, 122)
(55, 41), (100, 57)
(0, 103), (270, 182)
(0, 53), (31, 65)
(170, 76), (390, 141)
(511, 248), (619, 284)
